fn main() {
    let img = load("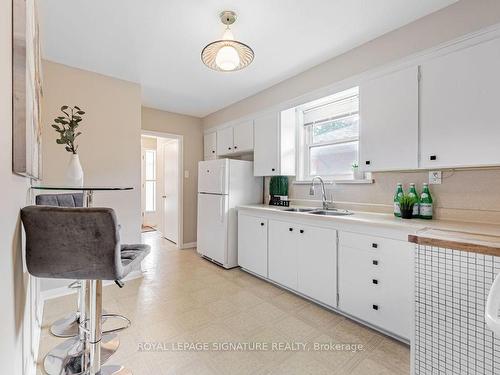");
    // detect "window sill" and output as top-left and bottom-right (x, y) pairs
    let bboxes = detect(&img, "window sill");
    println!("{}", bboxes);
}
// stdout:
(292, 178), (374, 185)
